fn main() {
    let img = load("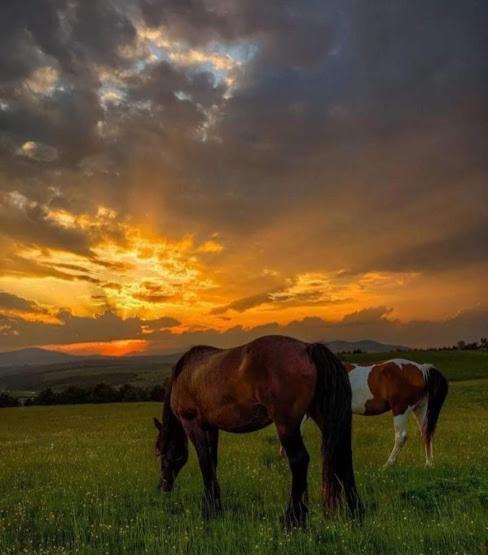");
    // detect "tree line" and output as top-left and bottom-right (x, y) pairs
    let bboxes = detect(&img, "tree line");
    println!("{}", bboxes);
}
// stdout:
(0, 382), (167, 408)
